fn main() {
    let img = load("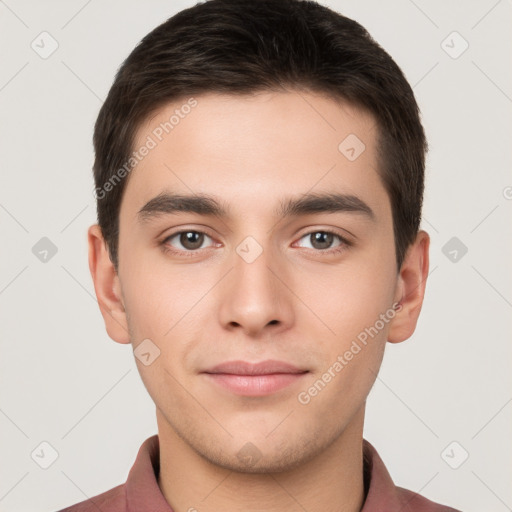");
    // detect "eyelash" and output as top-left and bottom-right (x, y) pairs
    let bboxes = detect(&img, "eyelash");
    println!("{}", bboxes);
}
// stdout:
(160, 229), (352, 258)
